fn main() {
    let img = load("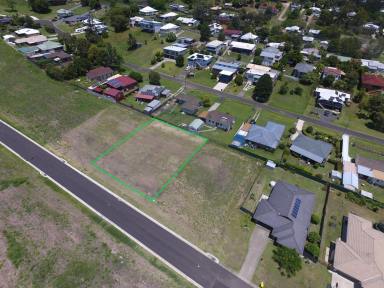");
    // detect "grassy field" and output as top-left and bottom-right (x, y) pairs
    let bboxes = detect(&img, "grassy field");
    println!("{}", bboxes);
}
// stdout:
(106, 28), (167, 67)
(268, 80), (314, 114)
(47, 106), (262, 271)
(253, 242), (331, 288)
(256, 109), (296, 129)
(320, 189), (384, 261)
(155, 61), (184, 77)
(0, 41), (109, 144)
(189, 69), (217, 88)
(0, 146), (193, 288)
